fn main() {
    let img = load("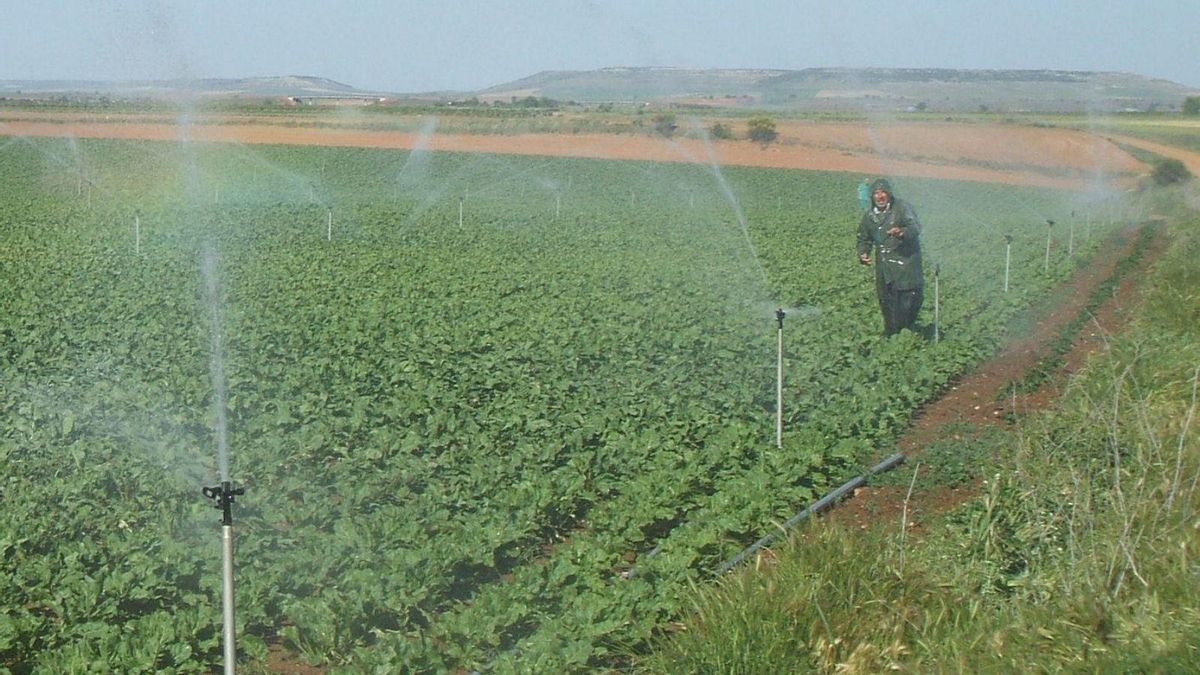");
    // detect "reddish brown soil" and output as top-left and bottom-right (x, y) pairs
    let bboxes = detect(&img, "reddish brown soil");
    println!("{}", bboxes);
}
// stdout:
(0, 112), (1152, 190)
